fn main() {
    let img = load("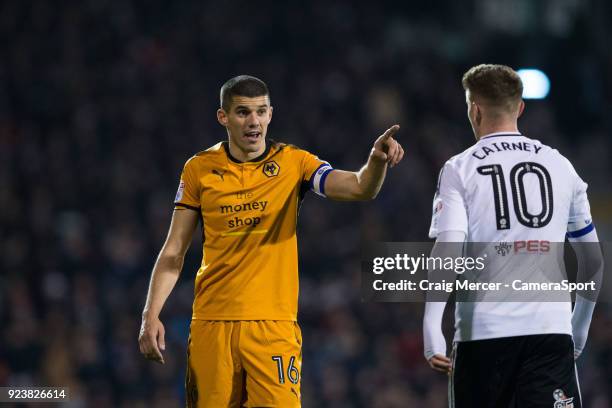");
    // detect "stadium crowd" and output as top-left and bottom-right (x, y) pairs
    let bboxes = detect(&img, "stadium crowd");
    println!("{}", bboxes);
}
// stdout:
(1, 1), (611, 406)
